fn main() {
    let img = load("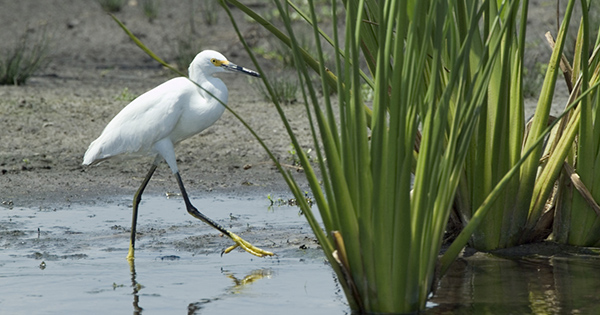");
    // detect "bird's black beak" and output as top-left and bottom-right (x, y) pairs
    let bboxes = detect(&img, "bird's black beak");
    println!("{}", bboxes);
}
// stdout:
(222, 62), (260, 78)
